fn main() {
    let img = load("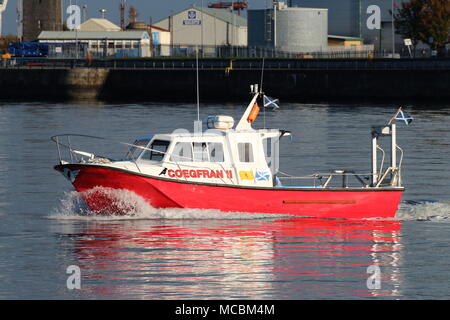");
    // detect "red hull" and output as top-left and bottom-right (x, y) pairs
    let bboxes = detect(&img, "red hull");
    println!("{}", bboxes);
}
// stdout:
(55, 164), (403, 219)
